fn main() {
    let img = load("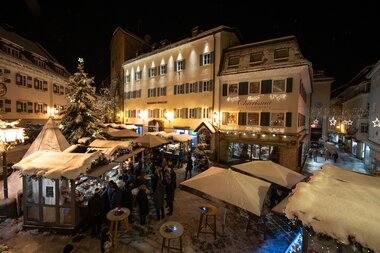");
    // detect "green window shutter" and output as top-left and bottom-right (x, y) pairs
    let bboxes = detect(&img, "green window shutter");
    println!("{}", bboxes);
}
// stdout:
(261, 80), (272, 94)
(222, 83), (228, 96)
(238, 112), (247, 125)
(210, 51), (214, 64)
(286, 78), (293, 93)
(199, 54), (203, 66)
(198, 81), (203, 92)
(286, 112), (292, 127)
(148, 68), (151, 77)
(194, 82), (198, 93)
(260, 112), (270, 126)
(208, 80), (213, 91)
(174, 61), (177, 72)
(238, 82), (248, 95)
(174, 85), (177, 95)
